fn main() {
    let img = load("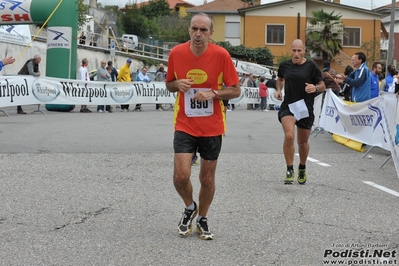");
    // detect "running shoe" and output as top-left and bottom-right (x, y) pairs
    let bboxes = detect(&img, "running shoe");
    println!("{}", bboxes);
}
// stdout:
(297, 168), (307, 185)
(284, 170), (294, 184)
(177, 202), (198, 236)
(196, 217), (214, 240)
(191, 154), (198, 166)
